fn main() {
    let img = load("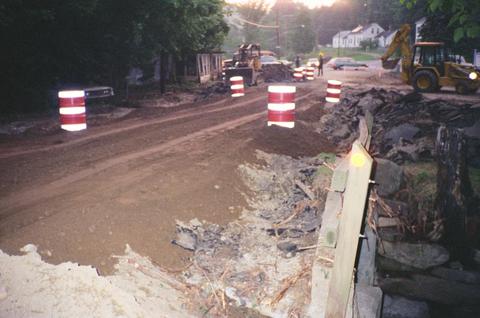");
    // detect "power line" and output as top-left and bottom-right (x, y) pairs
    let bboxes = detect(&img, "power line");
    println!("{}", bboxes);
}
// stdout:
(232, 16), (279, 29)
